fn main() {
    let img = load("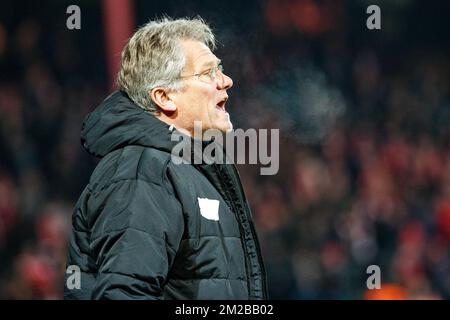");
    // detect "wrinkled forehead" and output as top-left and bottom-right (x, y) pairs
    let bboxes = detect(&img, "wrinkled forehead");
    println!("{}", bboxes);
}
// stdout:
(180, 39), (220, 73)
